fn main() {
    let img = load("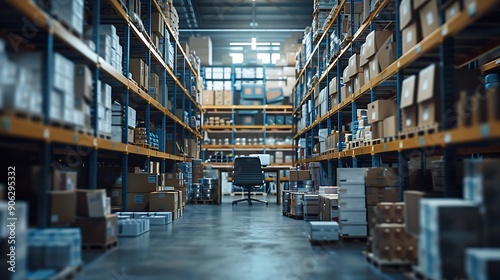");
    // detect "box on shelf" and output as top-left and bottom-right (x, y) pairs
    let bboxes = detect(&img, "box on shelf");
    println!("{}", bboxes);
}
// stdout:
(367, 99), (396, 124)
(52, 169), (77, 191)
(417, 64), (439, 127)
(126, 192), (150, 211)
(130, 58), (145, 87)
(348, 54), (360, 77)
(76, 189), (107, 217)
(418, 0), (439, 39)
(400, 75), (418, 131)
(371, 121), (383, 139)
(368, 58), (380, 81)
(128, 173), (158, 193)
(376, 36), (396, 71)
(444, 0), (462, 22)
(149, 192), (178, 212)
(365, 30), (393, 59)
(402, 21), (421, 54)
(289, 170), (311, 181)
(73, 214), (118, 245)
(399, 0), (413, 30)
(383, 115), (397, 138)
(151, 11), (165, 37)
